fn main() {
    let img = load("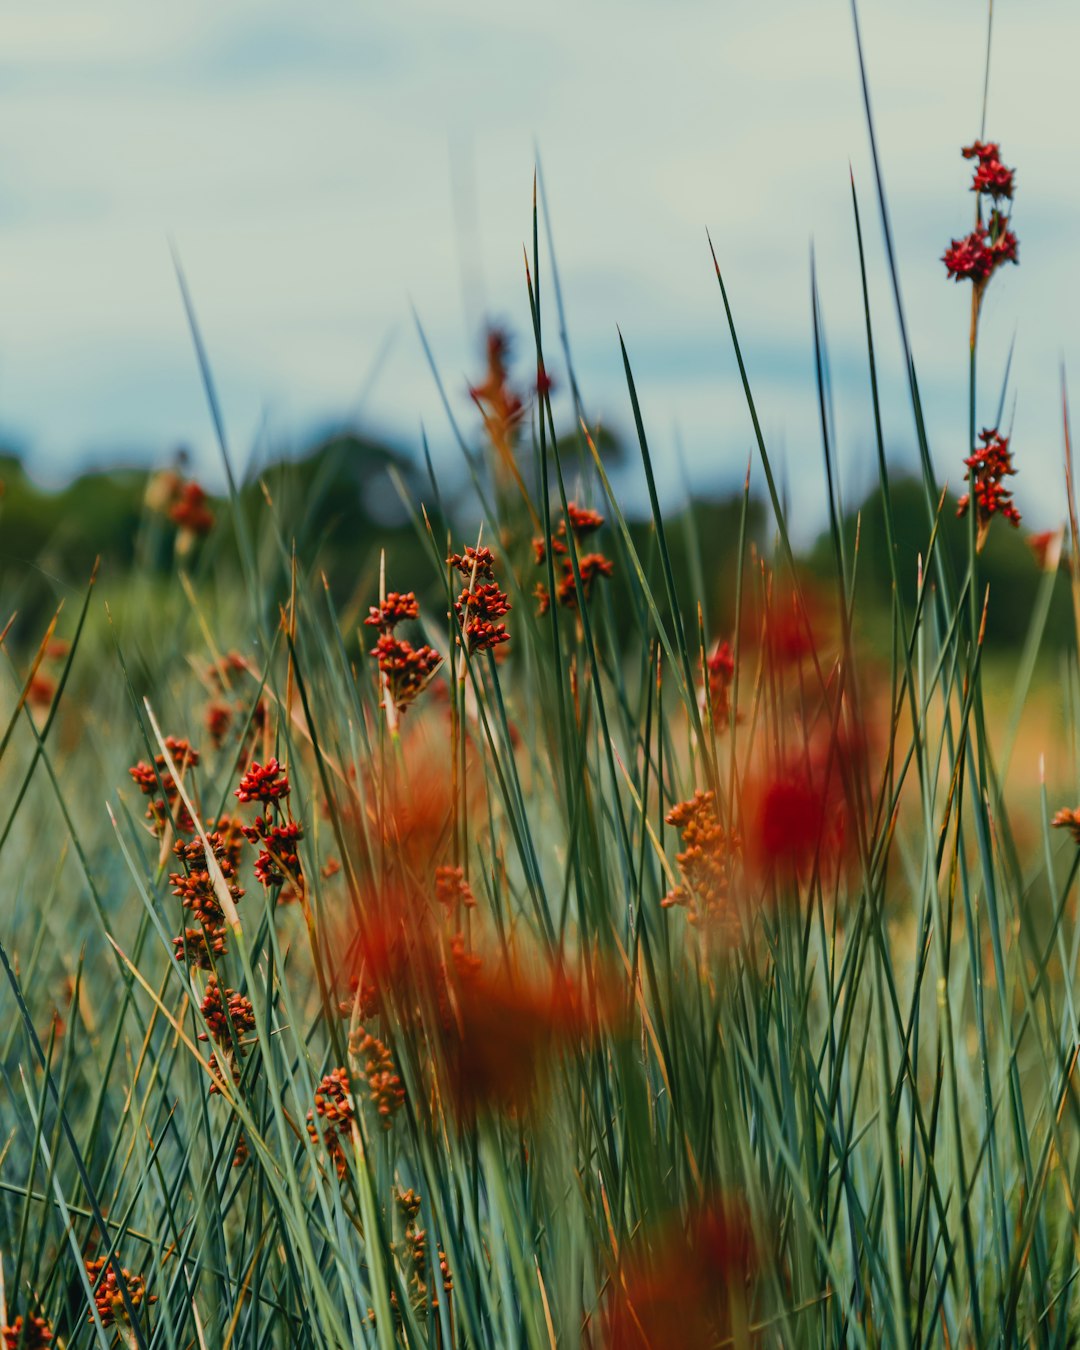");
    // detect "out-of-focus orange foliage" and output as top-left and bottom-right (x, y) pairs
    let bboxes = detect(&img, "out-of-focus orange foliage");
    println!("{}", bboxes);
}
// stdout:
(336, 897), (616, 1122)
(442, 952), (614, 1118)
(354, 724), (482, 890)
(603, 1199), (755, 1349)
